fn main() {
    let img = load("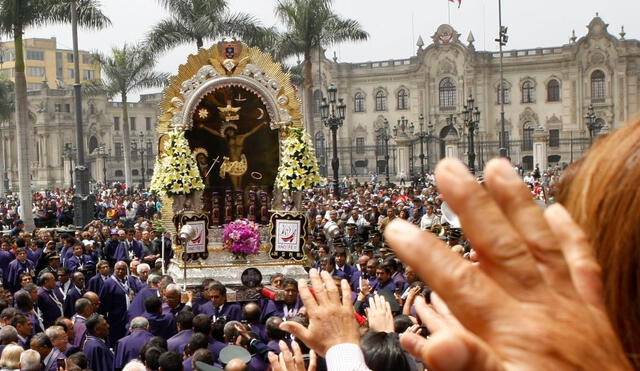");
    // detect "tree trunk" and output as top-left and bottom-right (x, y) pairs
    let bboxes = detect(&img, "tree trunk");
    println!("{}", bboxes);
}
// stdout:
(303, 56), (314, 136)
(13, 25), (35, 231)
(196, 37), (203, 50)
(121, 93), (133, 189)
